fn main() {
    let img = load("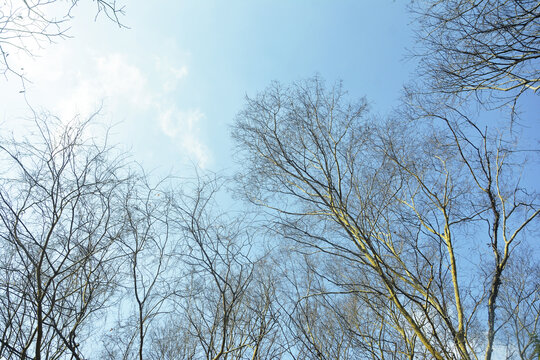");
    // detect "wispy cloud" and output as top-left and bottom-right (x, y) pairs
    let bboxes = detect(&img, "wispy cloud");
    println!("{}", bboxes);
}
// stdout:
(158, 107), (209, 168)
(53, 53), (150, 120)
(16, 49), (211, 168)
(154, 56), (189, 93)
(2, 43), (211, 169)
